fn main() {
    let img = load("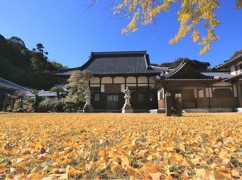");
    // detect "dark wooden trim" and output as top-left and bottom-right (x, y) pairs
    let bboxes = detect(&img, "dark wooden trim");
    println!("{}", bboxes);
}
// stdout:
(148, 76), (150, 89)
(99, 77), (102, 93)
(124, 77), (127, 88)
(136, 76), (138, 91)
